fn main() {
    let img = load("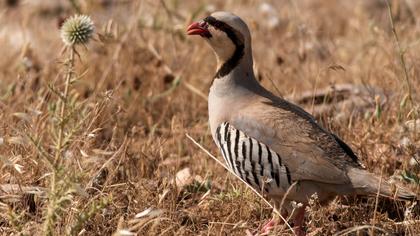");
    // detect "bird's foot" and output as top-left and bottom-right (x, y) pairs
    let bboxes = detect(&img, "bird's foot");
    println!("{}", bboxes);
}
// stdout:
(247, 209), (289, 235)
(245, 218), (277, 236)
(260, 218), (277, 235)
